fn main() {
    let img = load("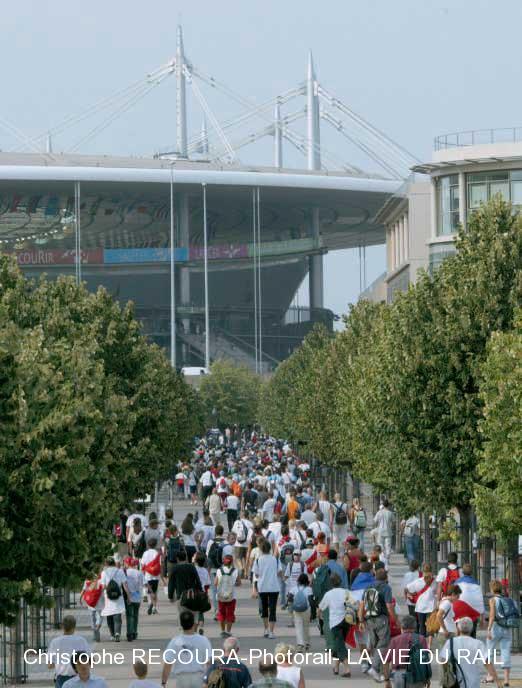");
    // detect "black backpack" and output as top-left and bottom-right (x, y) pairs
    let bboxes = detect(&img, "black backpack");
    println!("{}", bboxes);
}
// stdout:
(208, 540), (225, 569)
(134, 532), (147, 559)
(333, 503), (348, 525)
(167, 535), (186, 563)
(106, 578), (121, 601)
(405, 634), (432, 685)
